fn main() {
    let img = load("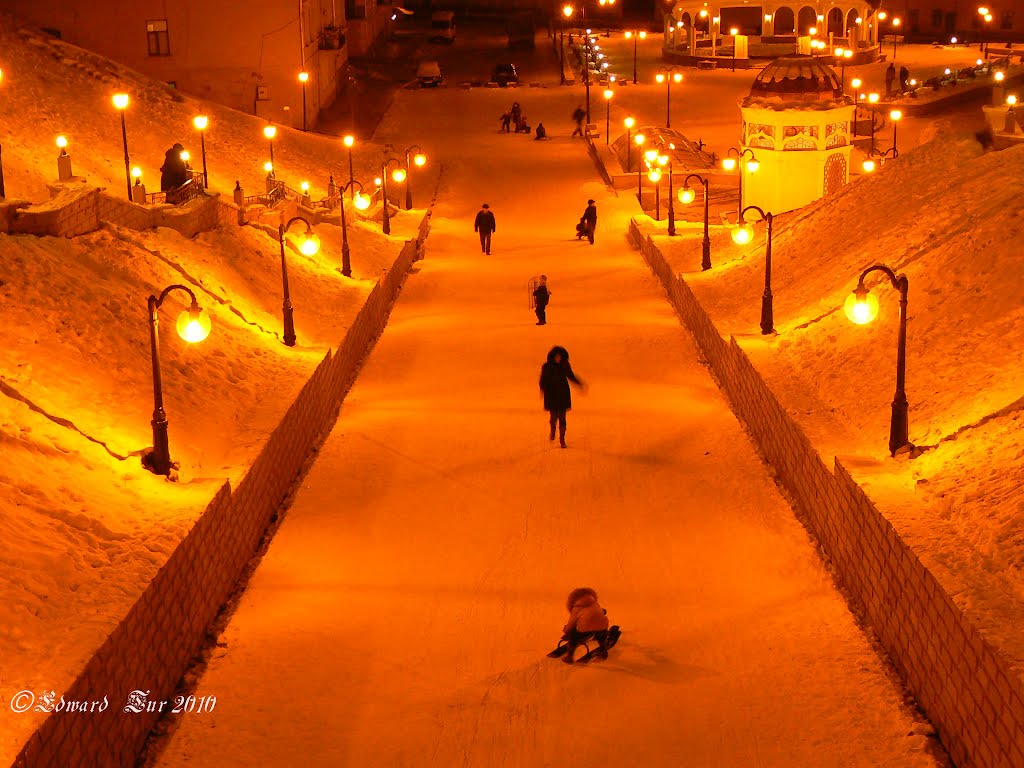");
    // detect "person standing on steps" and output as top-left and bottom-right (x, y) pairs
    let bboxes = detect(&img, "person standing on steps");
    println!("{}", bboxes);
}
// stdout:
(539, 345), (584, 448)
(581, 199), (597, 245)
(474, 203), (496, 254)
(533, 275), (550, 325)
